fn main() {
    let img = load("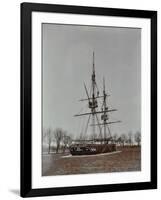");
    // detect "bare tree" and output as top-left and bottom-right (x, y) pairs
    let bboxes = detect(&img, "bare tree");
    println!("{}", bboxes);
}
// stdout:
(135, 131), (141, 146)
(54, 128), (64, 153)
(112, 133), (118, 144)
(127, 131), (133, 146)
(43, 128), (53, 154)
(120, 133), (127, 147)
(117, 136), (122, 146)
(62, 132), (72, 153)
